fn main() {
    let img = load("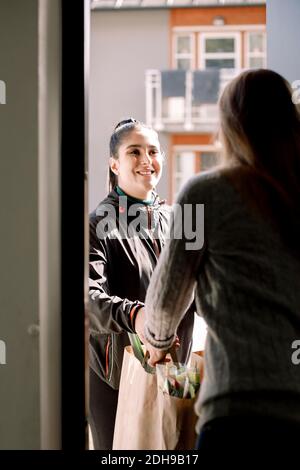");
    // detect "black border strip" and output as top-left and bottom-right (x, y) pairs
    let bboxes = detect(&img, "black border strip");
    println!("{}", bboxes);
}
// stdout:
(61, 0), (88, 450)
